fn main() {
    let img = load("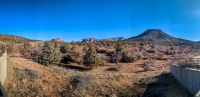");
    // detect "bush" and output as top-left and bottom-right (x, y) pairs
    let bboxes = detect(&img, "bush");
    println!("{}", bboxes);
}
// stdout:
(147, 49), (157, 53)
(98, 53), (108, 66)
(60, 53), (71, 63)
(122, 50), (138, 63)
(52, 48), (62, 64)
(38, 42), (62, 66)
(116, 42), (124, 53)
(60, 43), (70, 53)
(110, 52), (122, 63)
(107, 64), (123, 71)
(7, 45), (13, 54)
(166, 50), (176, 55)
(144, 59), (155, 71)
(70, 44), (83, 64)
(83, 44), (101, 69)
(137, 52), (143, 60)
(70, 74), (97, 96)
(109, 42), (124, 64)
(21, 47), (42, 61)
